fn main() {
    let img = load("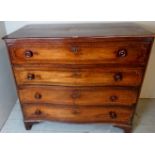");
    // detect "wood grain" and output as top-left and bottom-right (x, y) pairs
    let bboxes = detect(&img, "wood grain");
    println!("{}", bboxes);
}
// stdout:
(19, 86), (139, 106)
(22, 103), (134, 124)
(14, 67), (144, 86)
(9, 41), (150, 65)
(3, 23), (154, 39)
(3, 23), (154, 132)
